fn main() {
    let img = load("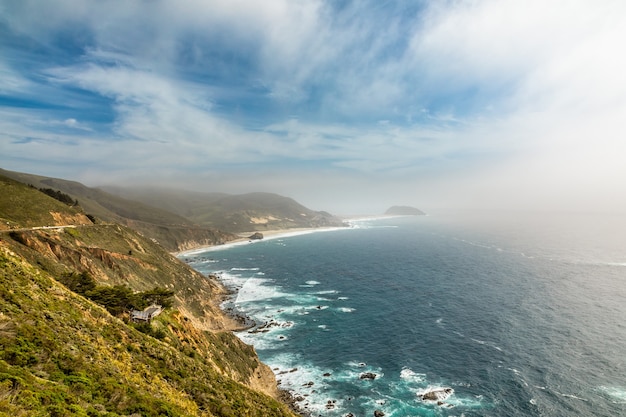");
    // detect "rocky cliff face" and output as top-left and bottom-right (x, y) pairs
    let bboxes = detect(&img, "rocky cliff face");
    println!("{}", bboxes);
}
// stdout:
(0, 224), (297, 416)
